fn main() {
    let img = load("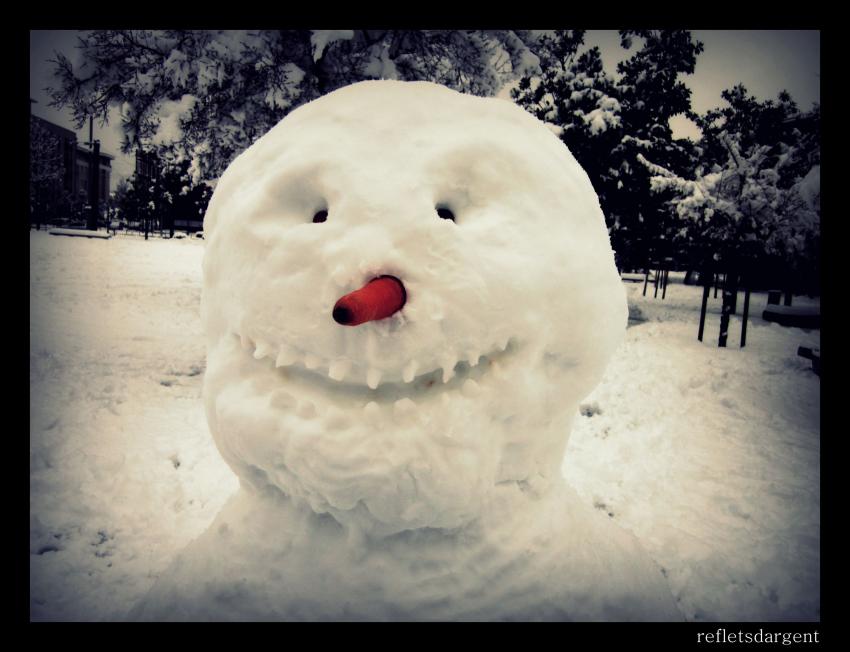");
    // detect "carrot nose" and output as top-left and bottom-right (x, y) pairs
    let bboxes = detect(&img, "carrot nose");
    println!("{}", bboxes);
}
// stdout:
(332, 275), (407, 326)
